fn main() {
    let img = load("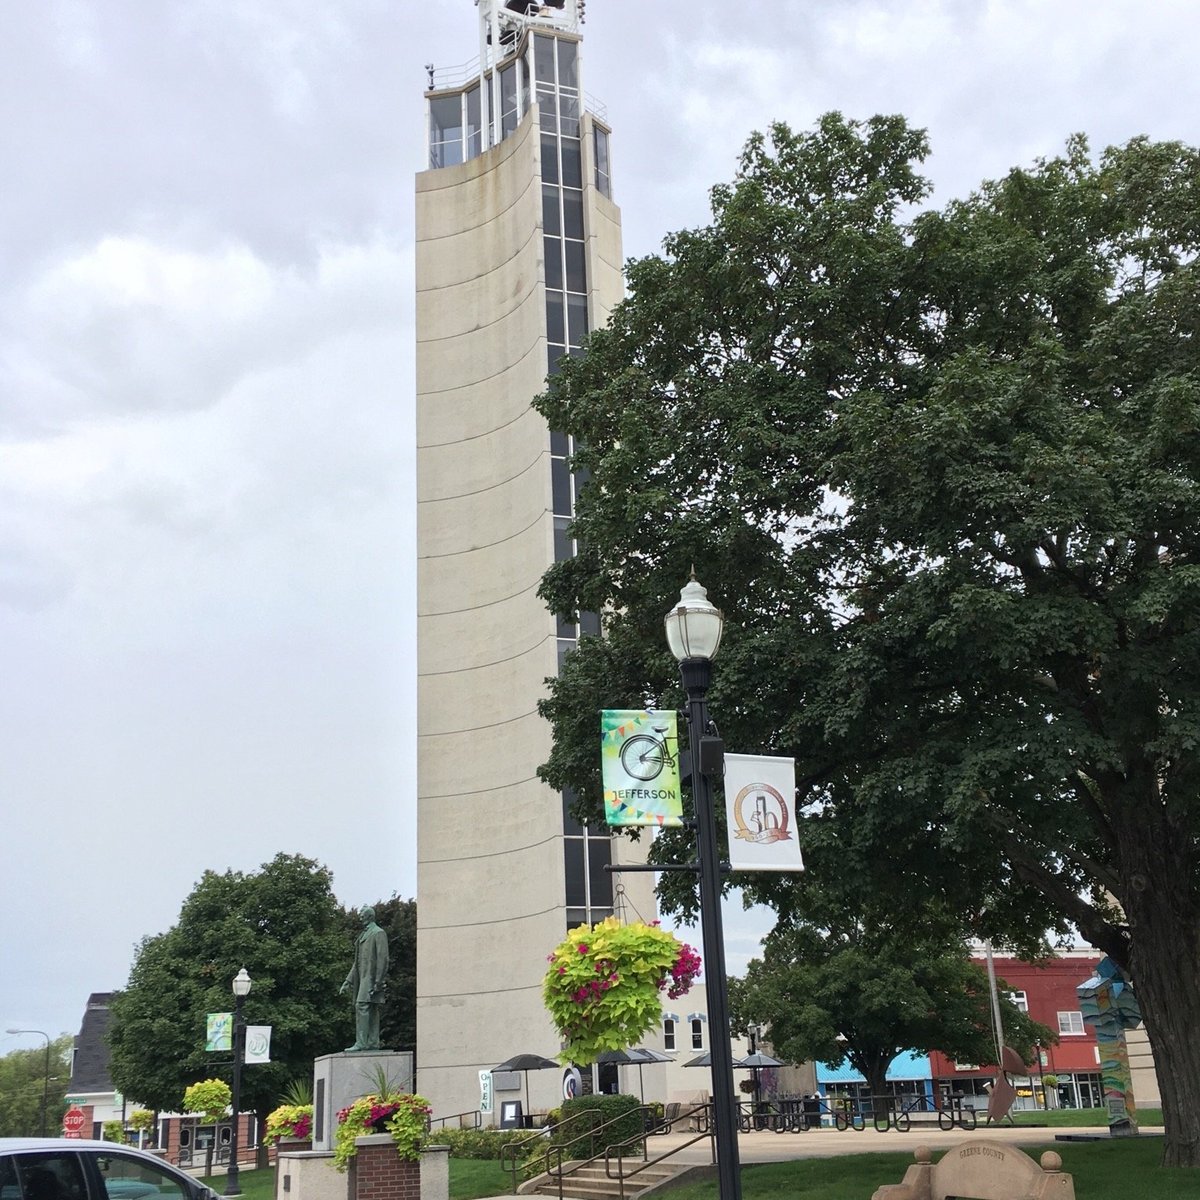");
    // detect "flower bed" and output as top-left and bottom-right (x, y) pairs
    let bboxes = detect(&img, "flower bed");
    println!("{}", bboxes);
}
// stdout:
(334, 1093), (432, 1171)
(264, 1104), (313, 1145)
